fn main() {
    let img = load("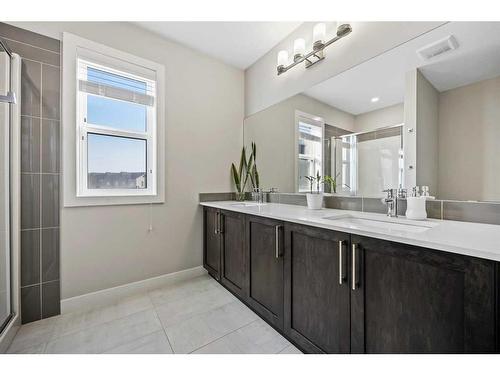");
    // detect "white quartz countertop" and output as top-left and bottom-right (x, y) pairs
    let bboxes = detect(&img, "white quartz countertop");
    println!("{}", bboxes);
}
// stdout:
(200, 201), (500, 262)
